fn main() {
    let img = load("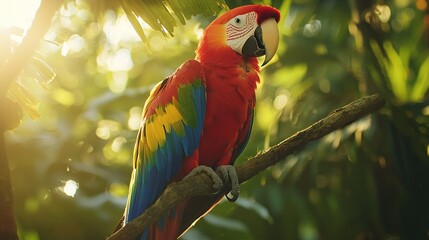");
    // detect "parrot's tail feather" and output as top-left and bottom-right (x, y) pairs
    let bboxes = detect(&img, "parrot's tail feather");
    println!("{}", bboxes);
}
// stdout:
(147, 201), (186, 240)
